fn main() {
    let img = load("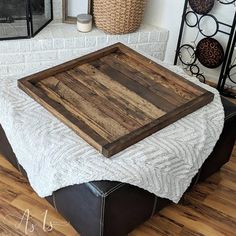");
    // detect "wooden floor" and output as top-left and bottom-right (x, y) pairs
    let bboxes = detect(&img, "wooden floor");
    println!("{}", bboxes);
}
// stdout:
(0, 98), (235, 236)
(0, 146), (236, 236)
